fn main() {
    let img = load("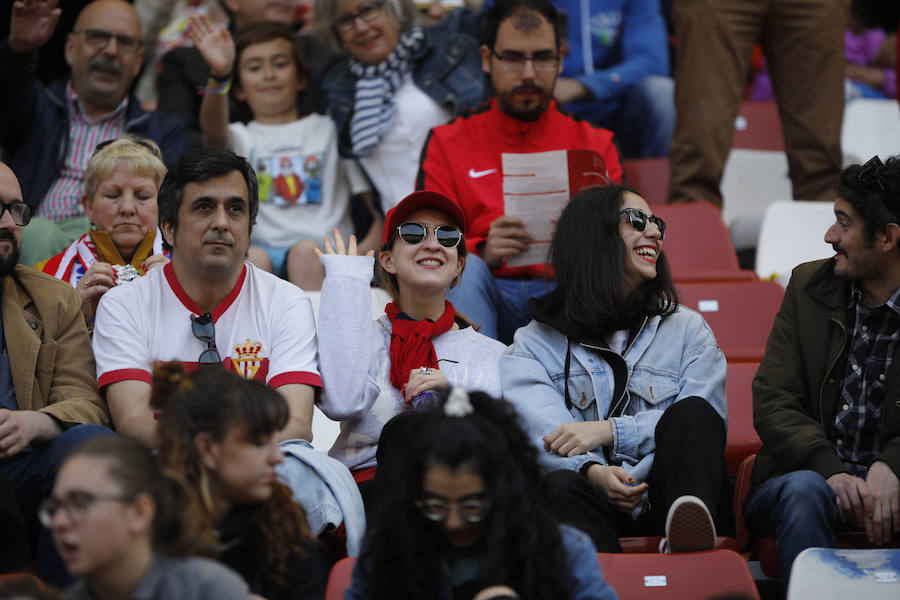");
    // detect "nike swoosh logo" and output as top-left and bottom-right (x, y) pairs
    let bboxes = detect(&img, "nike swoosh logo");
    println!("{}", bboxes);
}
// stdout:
(468, 168), (497, 179)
